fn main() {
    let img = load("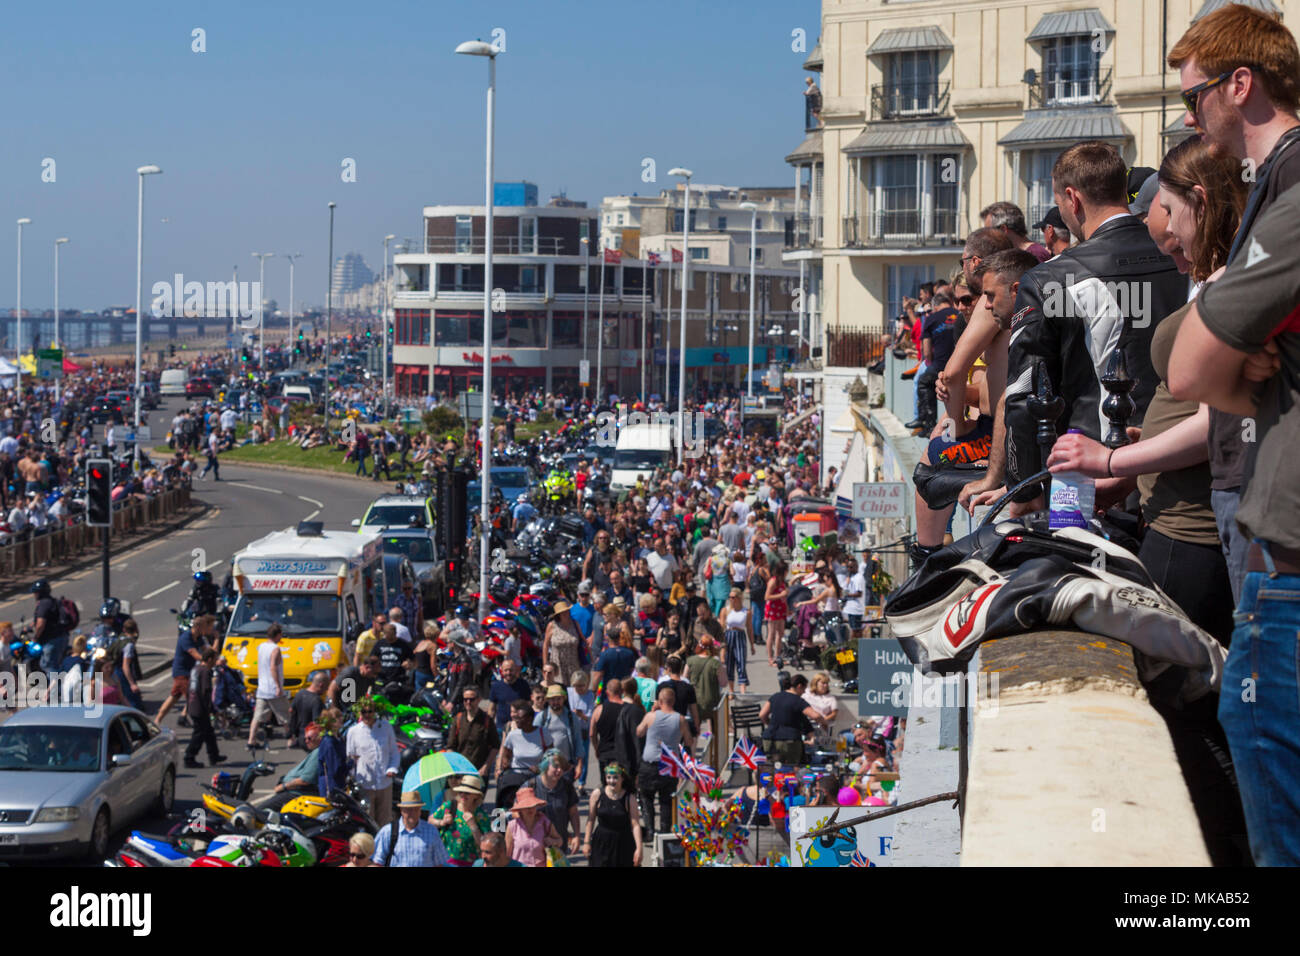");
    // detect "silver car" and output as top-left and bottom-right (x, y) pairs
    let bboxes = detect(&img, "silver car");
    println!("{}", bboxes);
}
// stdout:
(0, 705), (178, 860)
